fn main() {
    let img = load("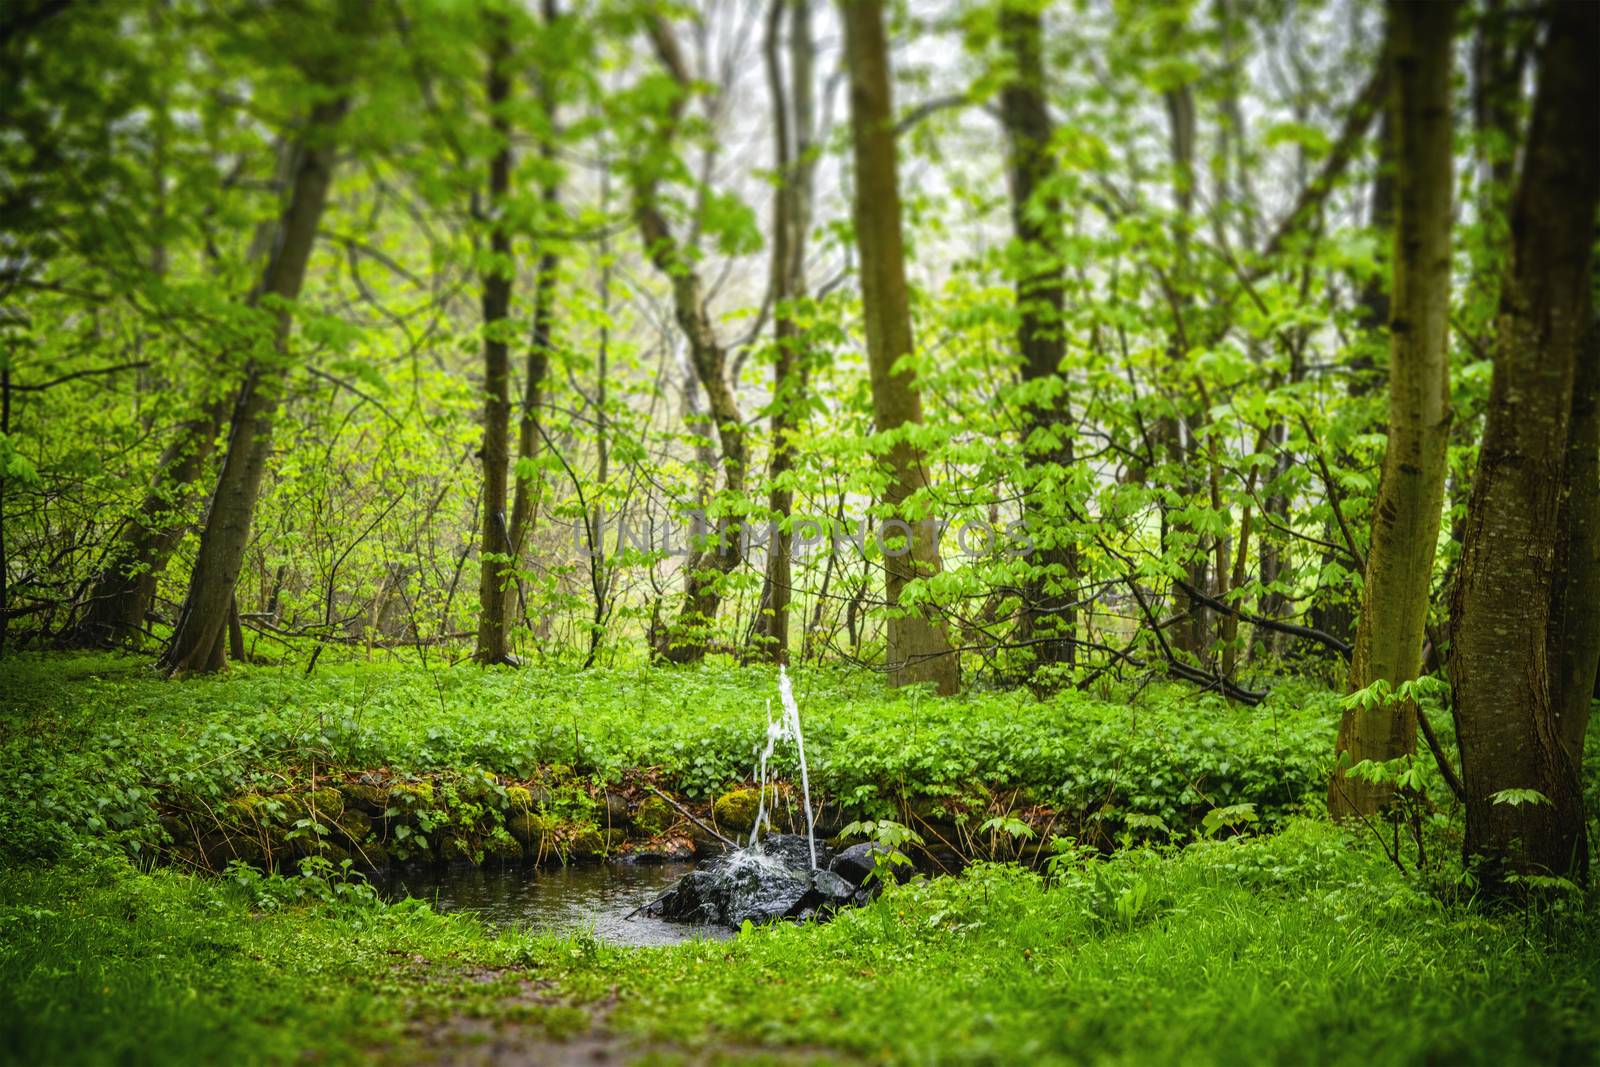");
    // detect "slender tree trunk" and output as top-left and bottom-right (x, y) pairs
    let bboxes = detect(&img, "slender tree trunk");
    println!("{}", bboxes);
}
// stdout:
(159, 99), (346, 675)
(507, 0), (562, 655)
(1329, 1), (1455, 818)
(638, 17), (747, 664)
(474, 24), (516, 666)
(752, 0), (816, 665)
(840, 0), (958, 695)
(999, 0), (1078, 679)
(1159, 75), (1211, 661)
(1450, 0), (1599, 889)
